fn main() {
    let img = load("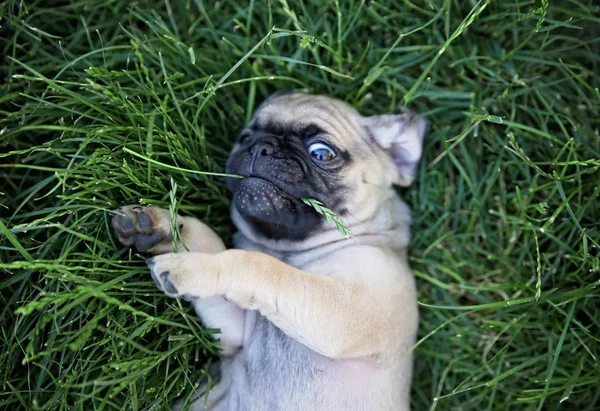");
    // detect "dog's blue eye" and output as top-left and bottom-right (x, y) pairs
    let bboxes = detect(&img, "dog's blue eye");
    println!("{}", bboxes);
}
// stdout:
(308, 143), (336, 161)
